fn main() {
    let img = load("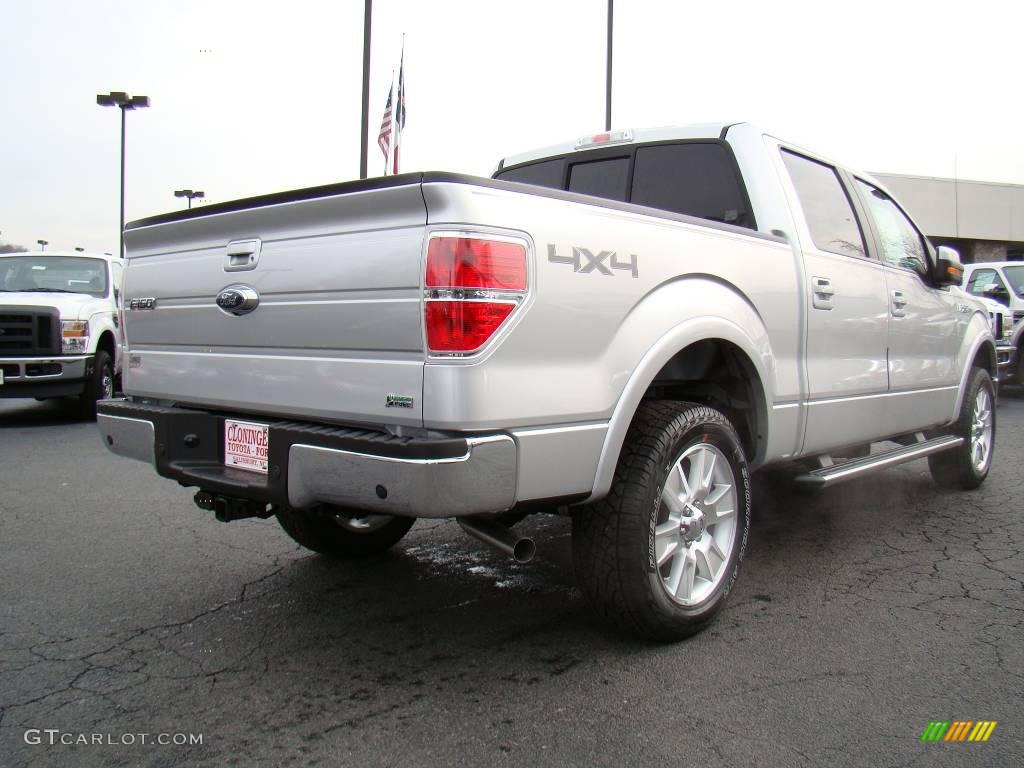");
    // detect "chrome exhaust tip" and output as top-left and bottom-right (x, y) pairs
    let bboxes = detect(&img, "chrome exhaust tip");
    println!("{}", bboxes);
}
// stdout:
(457, 517), (536, 564)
